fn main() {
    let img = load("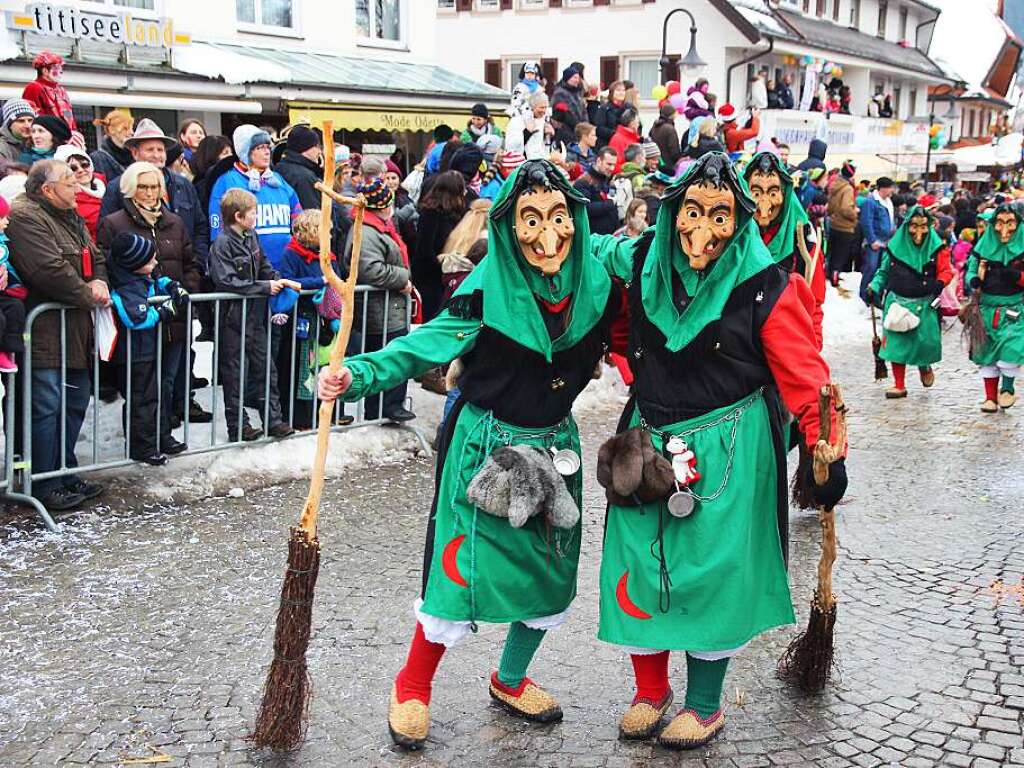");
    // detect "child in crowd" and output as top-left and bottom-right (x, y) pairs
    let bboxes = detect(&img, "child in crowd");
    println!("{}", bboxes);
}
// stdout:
(0, 195), (25, 373)
(208, 188), (301, 442)
(508, 60), (543, 120)
(566, 122), (597, 178)
(951, 227), (975, 300)
(108, 231), (189, 465)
